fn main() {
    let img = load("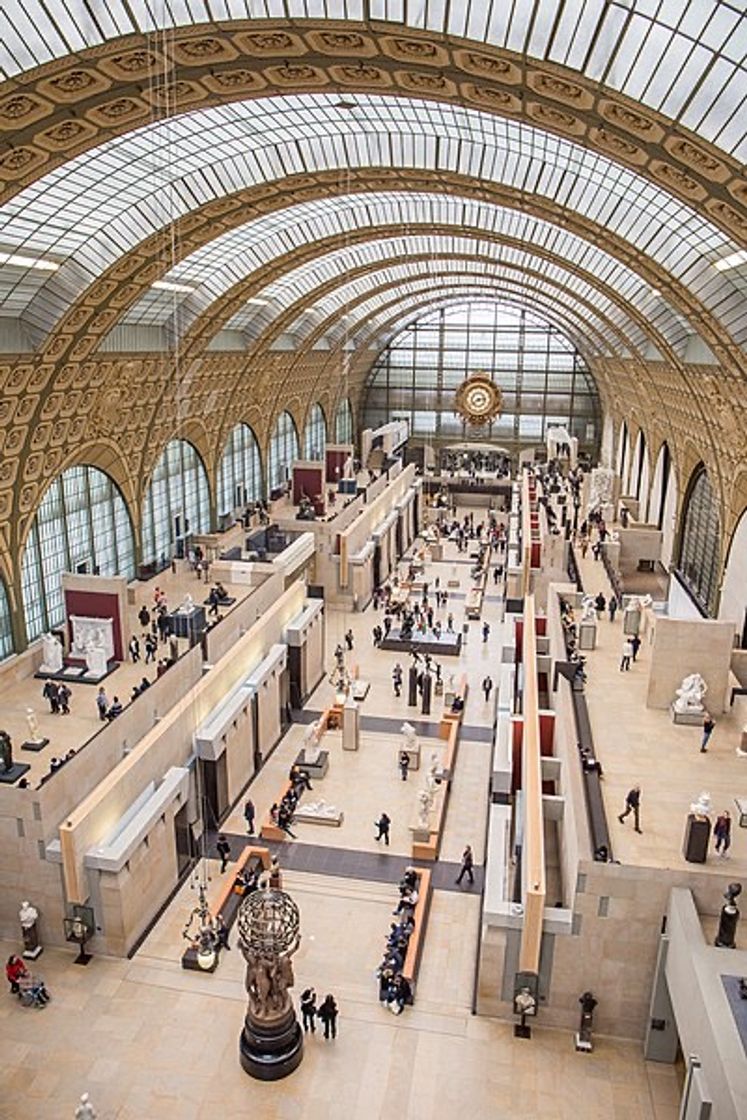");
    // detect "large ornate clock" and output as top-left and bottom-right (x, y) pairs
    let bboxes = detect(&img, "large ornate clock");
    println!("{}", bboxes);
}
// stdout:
(454, 372), (503, 426)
